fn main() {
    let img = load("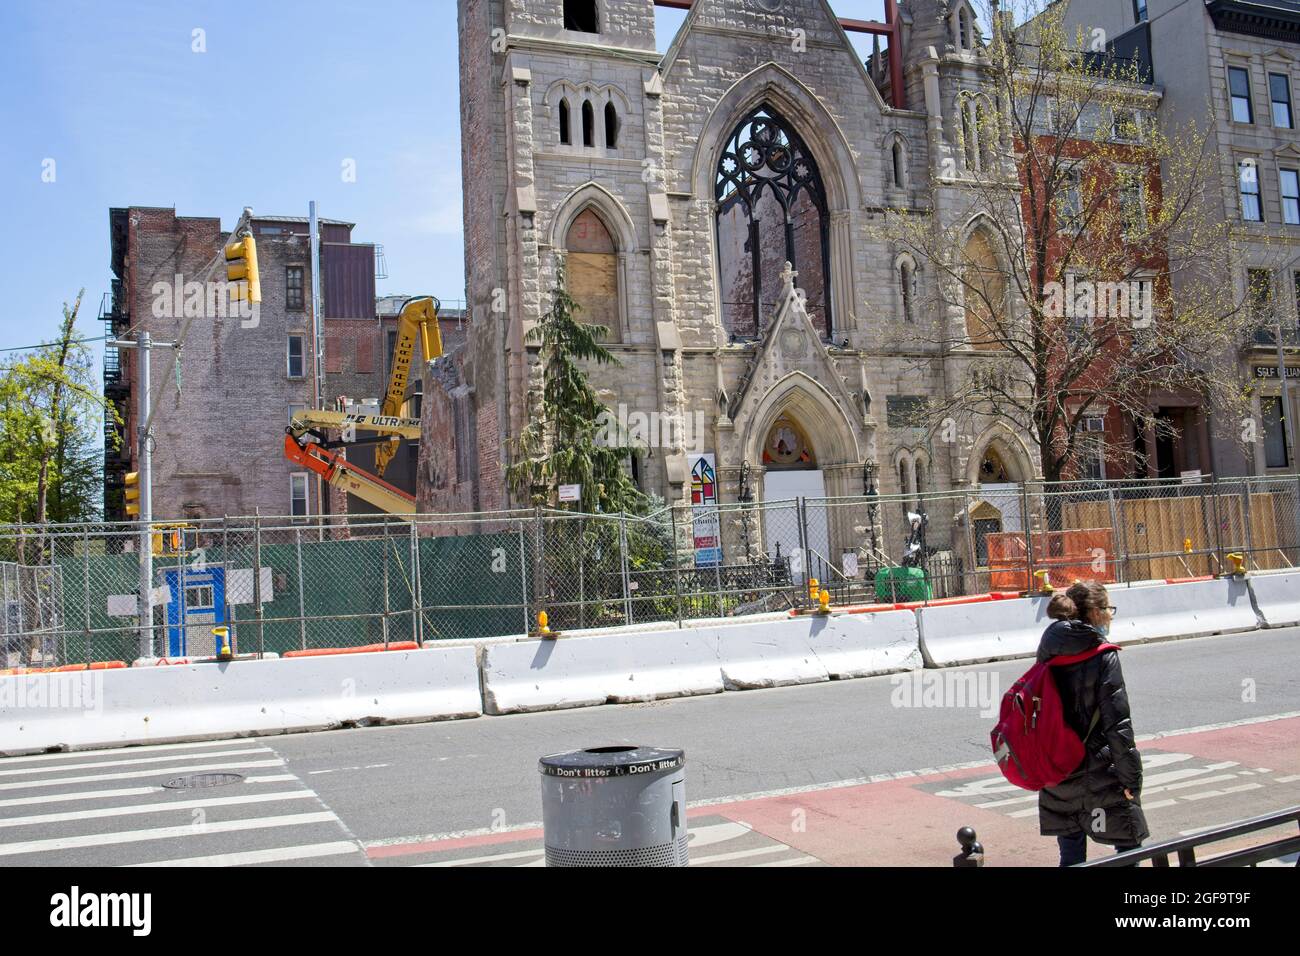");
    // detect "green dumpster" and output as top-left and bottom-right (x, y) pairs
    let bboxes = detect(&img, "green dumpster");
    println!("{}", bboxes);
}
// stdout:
(875, 566), (931, 603)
